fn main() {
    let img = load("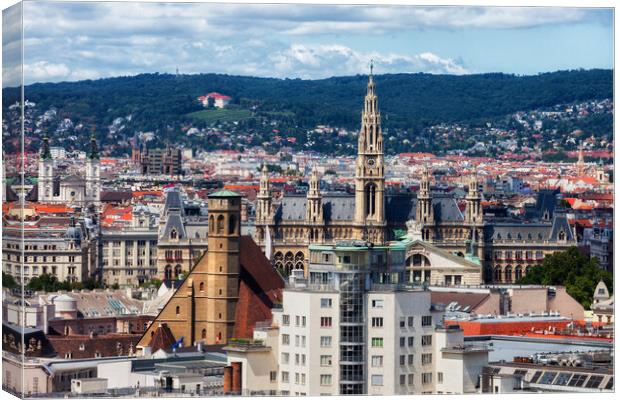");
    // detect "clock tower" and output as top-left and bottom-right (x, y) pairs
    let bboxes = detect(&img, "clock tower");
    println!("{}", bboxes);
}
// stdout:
(354, 62), (386, 243)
